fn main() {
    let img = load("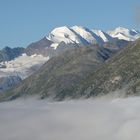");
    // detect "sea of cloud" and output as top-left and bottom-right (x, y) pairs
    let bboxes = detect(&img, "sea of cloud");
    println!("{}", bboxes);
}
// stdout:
(0, 96), (140, 140)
